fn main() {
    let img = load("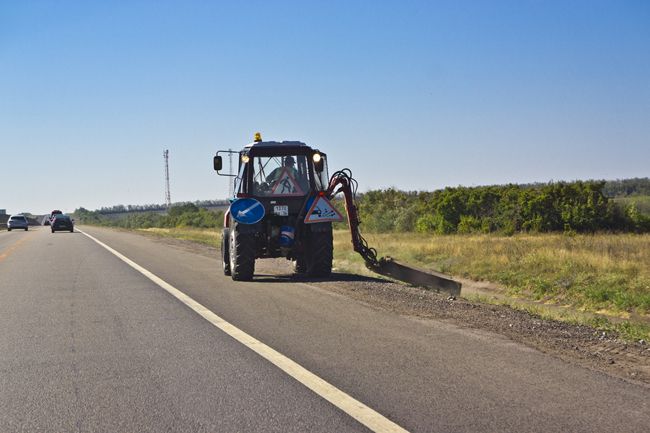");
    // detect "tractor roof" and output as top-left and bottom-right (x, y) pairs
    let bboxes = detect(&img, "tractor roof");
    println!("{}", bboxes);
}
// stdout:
(243, 140), (320, 156)
(244, 140), (308, 149)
